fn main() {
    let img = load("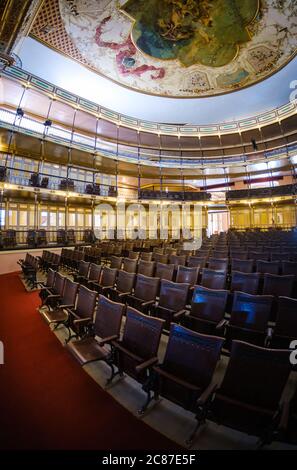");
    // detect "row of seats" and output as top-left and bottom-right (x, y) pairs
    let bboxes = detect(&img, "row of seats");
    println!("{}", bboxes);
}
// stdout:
(37, 272), (297, 447)
(40, 266), (297, 348)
